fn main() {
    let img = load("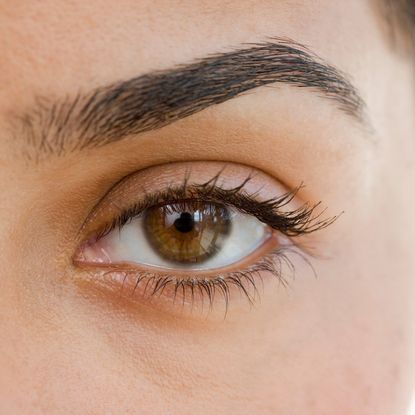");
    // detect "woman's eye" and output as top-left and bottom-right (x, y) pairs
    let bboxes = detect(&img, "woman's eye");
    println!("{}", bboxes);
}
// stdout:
(73, 162), (335, 310)
(79, 200), (273, 271)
